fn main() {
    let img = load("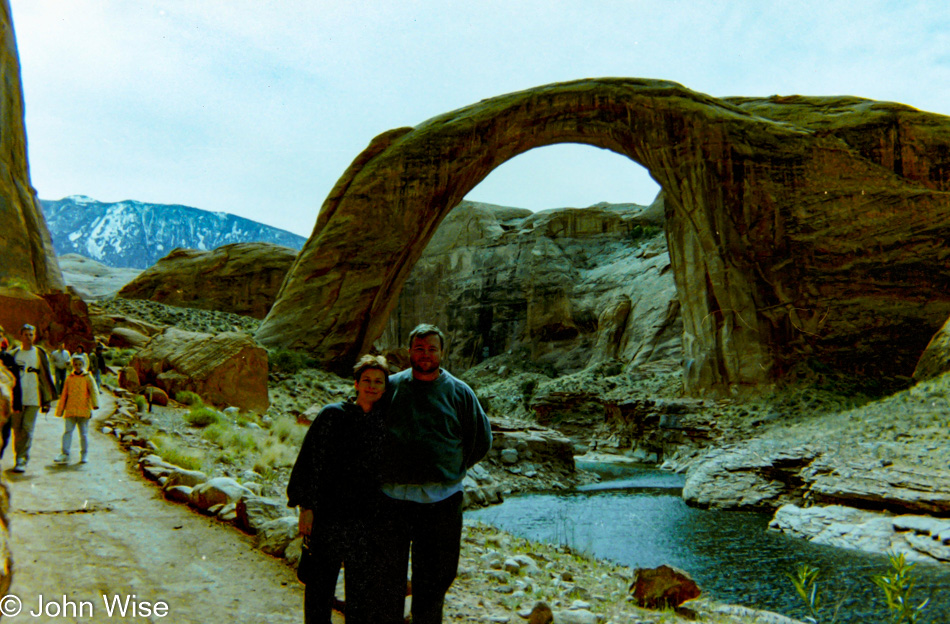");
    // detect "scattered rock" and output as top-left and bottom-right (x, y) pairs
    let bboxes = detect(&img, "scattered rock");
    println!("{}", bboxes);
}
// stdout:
(256, 516), (299, 556)
(190, 477), (254, 511)
(236, 496), (293, 534)
(629, 564), (701, 610)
